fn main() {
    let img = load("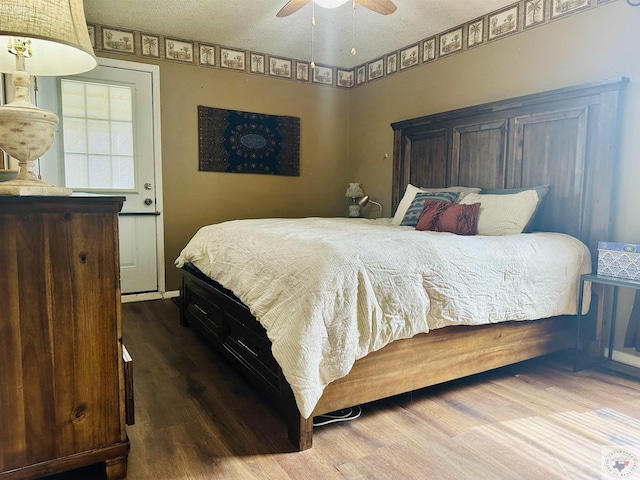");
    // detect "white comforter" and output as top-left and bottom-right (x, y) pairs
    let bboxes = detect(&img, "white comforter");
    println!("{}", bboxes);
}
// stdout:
(175, 217), (591, 418)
